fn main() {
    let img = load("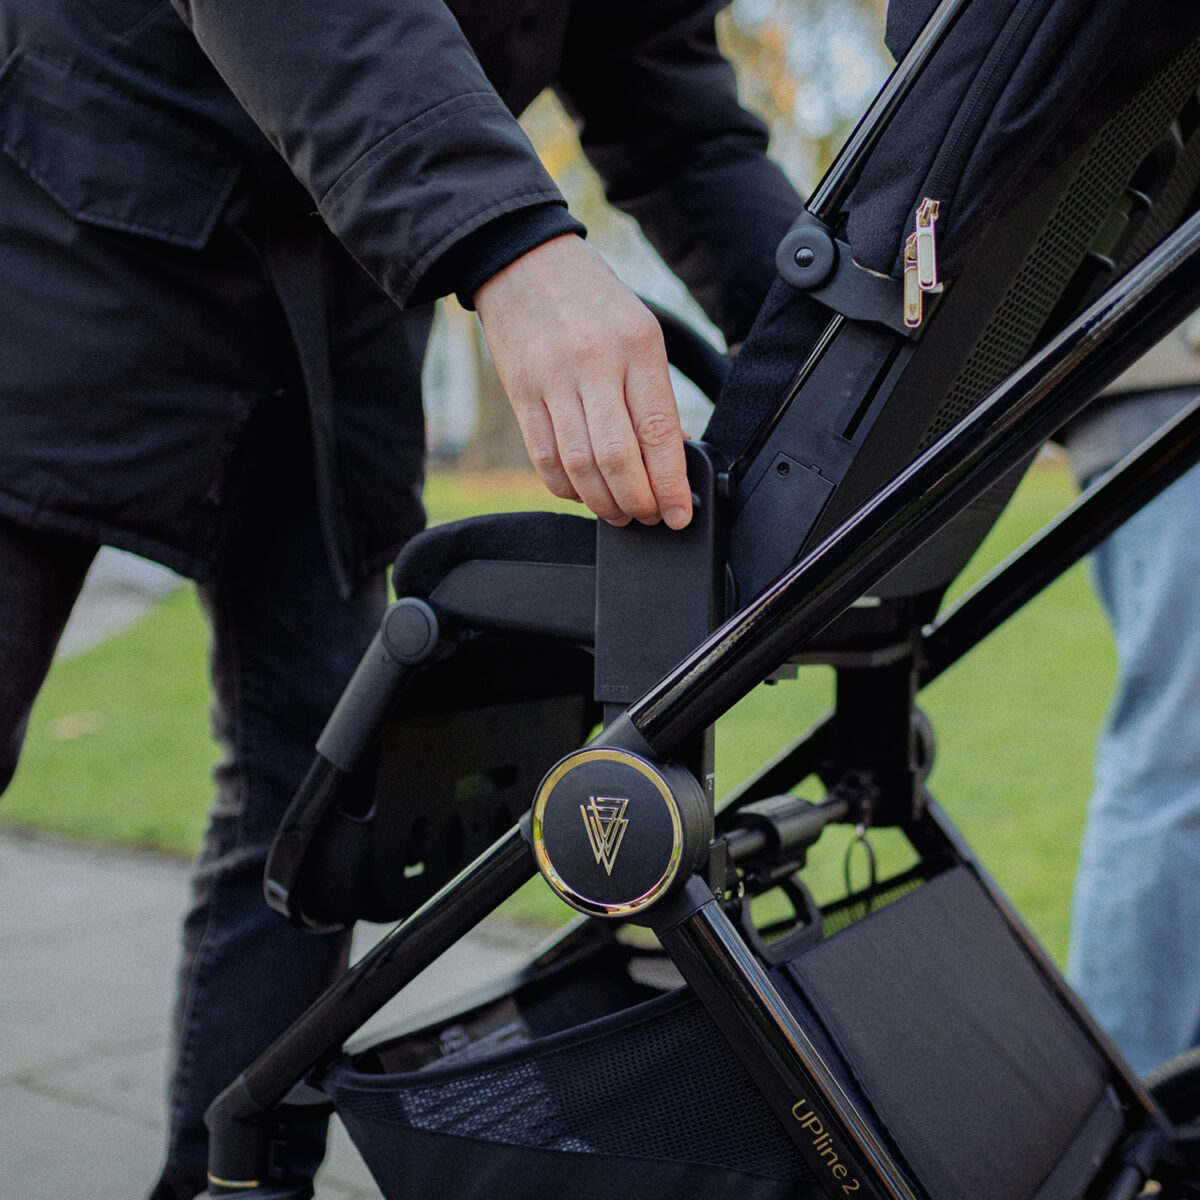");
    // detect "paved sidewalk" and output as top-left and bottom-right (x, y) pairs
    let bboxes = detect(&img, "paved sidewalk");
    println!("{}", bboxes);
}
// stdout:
(57, 548), (183, 660)
(0, 830), (543, 1199)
